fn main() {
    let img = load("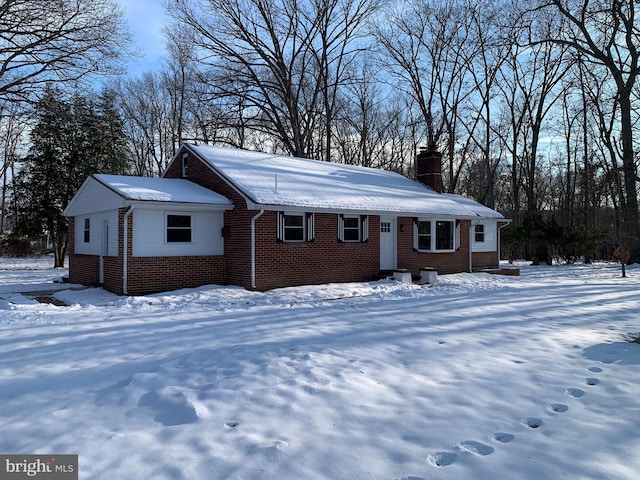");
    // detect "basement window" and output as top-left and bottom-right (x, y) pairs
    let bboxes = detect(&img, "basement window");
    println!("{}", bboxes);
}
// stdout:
(166, 214), (192, 243)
